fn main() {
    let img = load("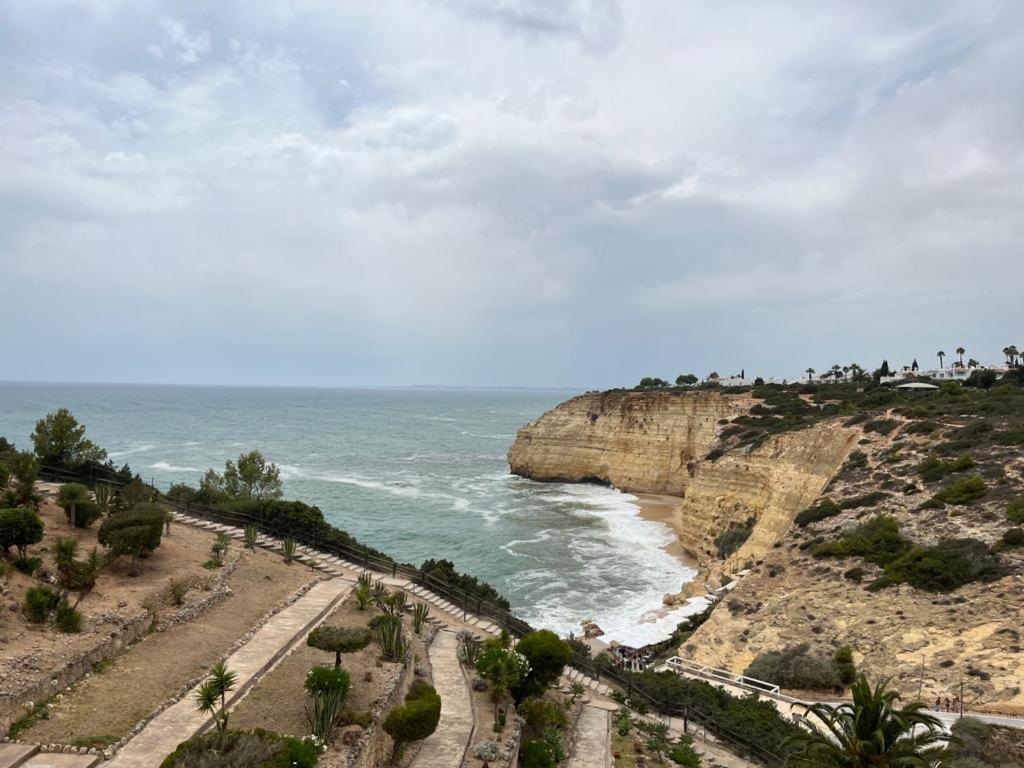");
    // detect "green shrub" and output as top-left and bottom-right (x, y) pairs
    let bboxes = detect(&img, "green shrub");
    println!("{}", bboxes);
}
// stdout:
(917, 454), (975, 482)
(796, 499), (841, 527)
(944, 717), (1024, 768)
(418, 557), (510, 611)
(23, 585), (58, 623)
(304, 665), (351, 697)
(813, 515), (911, 566)
(1006, 499), (1024, 524)
(13, 556), (42, 575)
(159, 728), (319, 768)
(925, 476), (987, 507)
(834, 646), (856, 685)
(667, 734), (701, 767)
(97, 504), (164, 574)
(519, 739), (556, 768)
(1001, 528), (1024, 548)
(993, 429), (1024, 446)
(863, 419), (901, 435)
(518, 697), (568, 738)
(383, 682), (441, 748)
(884, 539), (1005, 592)
(54, 600), (82, 633)
(838, 491), (890, 510)
(843, 566), (866, 583)
(0, 507), (44, 558)
(743, 644), (840, 691)
(514, 630), (572, 699)
(714, 517), (755, 559)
